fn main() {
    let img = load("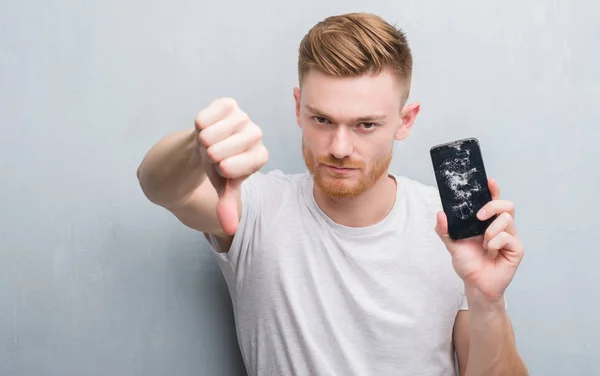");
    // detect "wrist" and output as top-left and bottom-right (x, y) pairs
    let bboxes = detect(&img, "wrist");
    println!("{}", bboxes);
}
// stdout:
(465, 284), (506, 313)
(185, 128), (203, 165)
